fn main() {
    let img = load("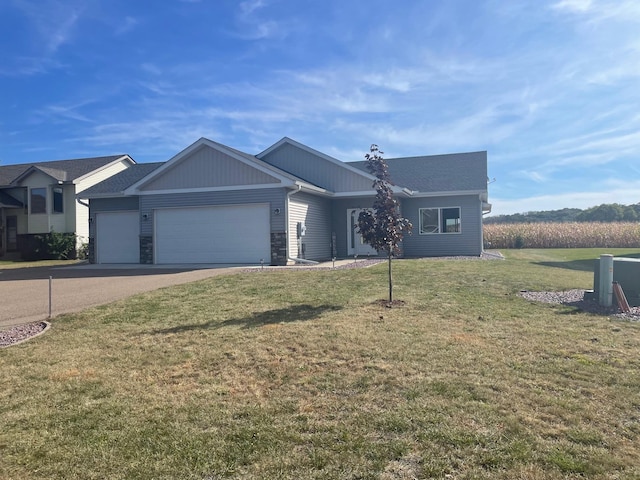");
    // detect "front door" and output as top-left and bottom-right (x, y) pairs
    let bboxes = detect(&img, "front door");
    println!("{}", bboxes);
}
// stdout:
(347, 208), (378, 256)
